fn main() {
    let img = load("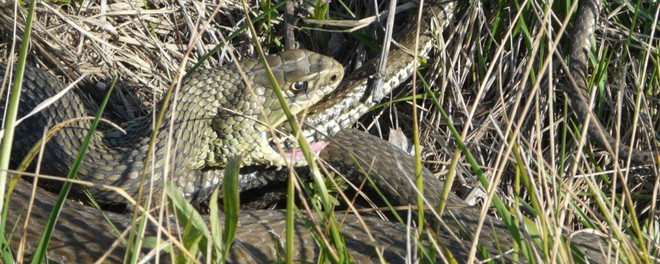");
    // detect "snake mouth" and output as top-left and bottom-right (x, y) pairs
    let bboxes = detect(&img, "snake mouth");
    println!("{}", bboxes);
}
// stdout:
(268, 137), (329, 164)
